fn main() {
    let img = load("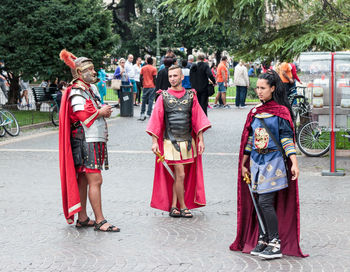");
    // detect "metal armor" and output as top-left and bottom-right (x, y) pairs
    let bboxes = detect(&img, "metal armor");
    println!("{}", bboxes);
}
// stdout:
(69, 85), (108, 143)
(162, 90), (194, 151)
